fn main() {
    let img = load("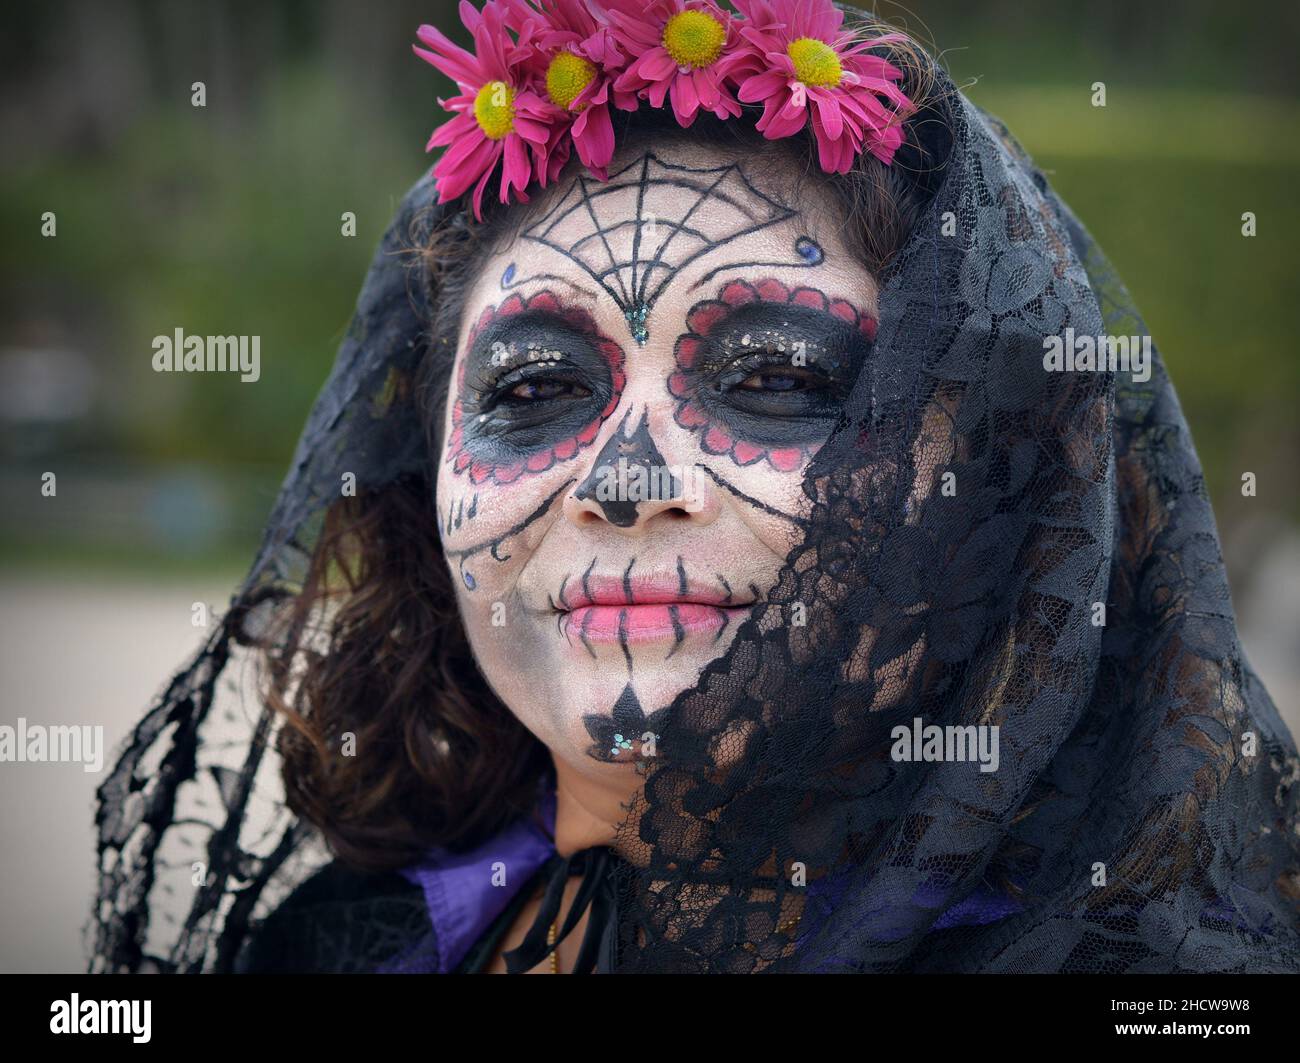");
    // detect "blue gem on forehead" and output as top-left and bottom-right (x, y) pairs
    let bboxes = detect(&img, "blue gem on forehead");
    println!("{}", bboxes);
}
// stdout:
(795, 236), (824, 264)
(501, 262), (516, 286)
(462, 569), (476, 590)
(625, 303), (649, 345)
